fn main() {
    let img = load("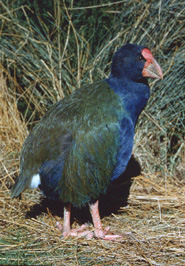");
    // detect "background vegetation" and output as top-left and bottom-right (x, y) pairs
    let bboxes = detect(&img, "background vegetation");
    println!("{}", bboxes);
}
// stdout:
(0, 0), (184, 265)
